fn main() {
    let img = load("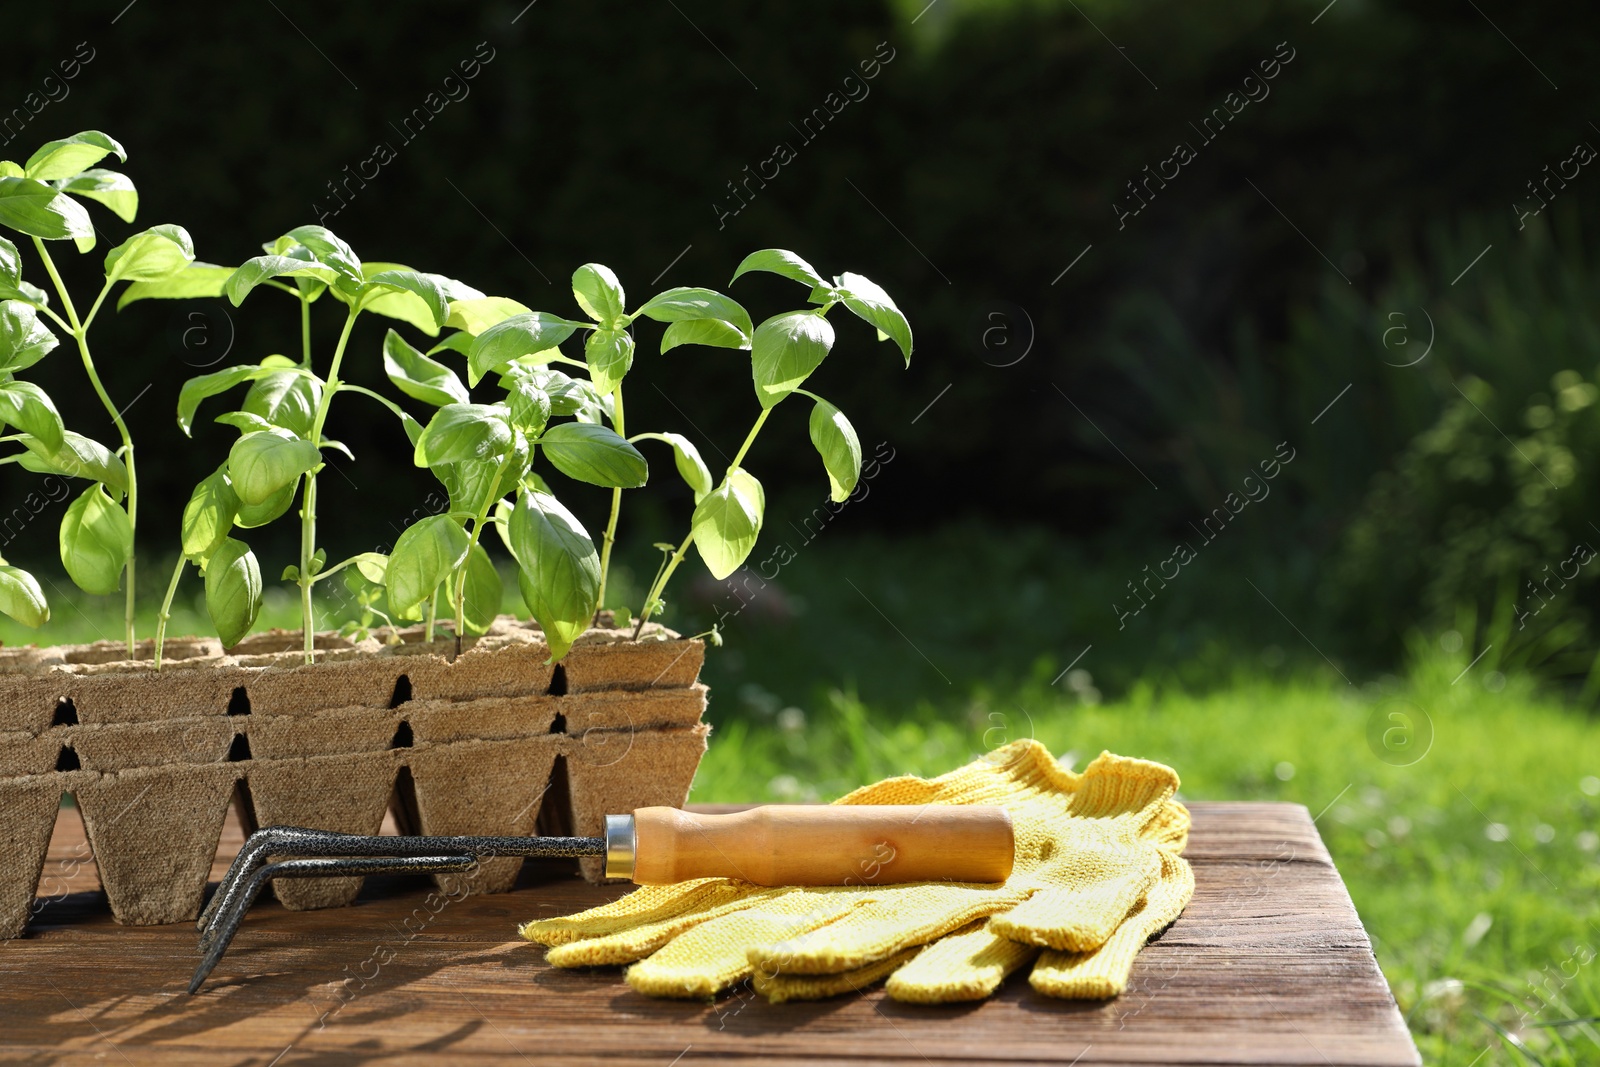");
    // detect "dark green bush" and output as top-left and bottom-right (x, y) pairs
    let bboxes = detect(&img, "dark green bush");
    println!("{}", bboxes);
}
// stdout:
(1320, 214), (1600, 680)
